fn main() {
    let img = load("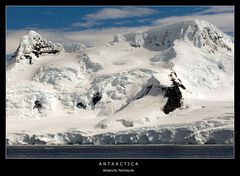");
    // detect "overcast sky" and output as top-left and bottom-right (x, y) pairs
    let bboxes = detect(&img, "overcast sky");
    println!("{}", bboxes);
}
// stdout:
(6, 6), (234, 55)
